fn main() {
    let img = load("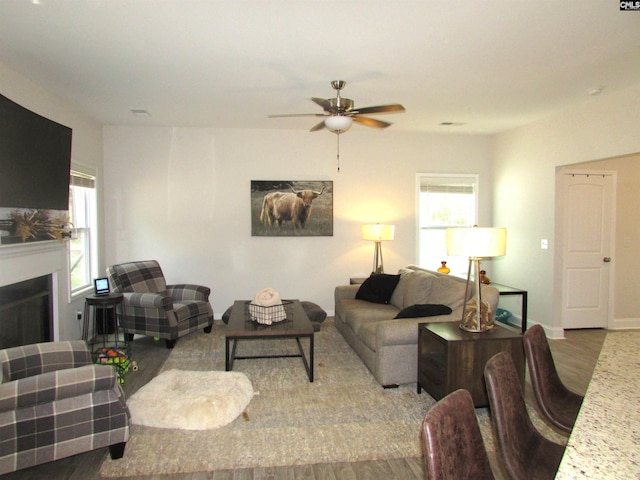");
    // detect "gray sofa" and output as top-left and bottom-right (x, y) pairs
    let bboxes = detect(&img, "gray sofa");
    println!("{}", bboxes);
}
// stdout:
(334, 265), (499, 387)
